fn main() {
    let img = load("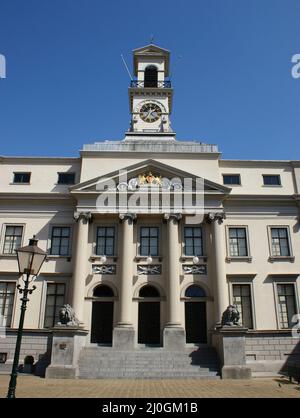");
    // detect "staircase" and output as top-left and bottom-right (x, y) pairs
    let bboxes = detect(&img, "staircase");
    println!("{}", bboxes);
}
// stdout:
(78, 345), (220, 379)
